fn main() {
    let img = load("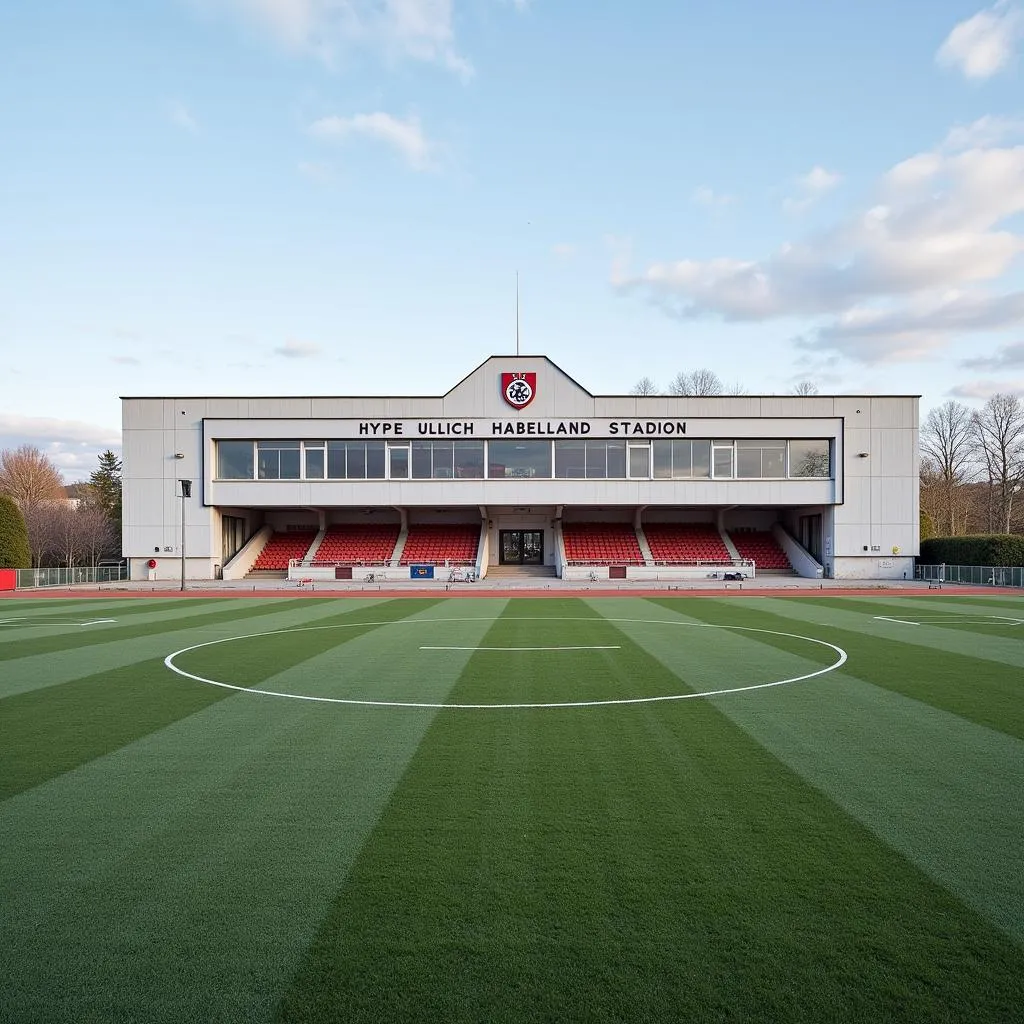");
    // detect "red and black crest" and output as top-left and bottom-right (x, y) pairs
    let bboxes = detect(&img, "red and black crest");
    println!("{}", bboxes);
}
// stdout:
(500, 372), (537, 410)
